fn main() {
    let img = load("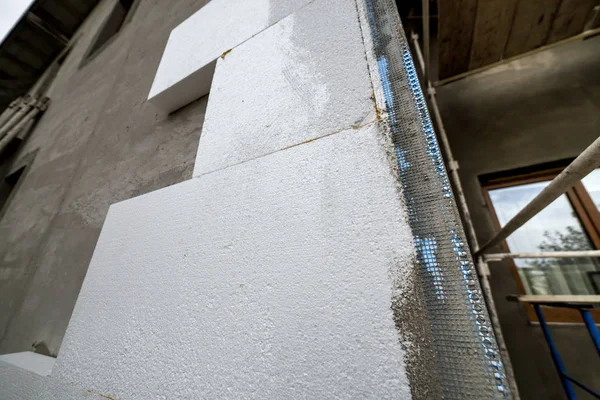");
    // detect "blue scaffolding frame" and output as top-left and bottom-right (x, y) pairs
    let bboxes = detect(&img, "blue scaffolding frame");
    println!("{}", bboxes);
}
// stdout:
(510, 296), (600, 400)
